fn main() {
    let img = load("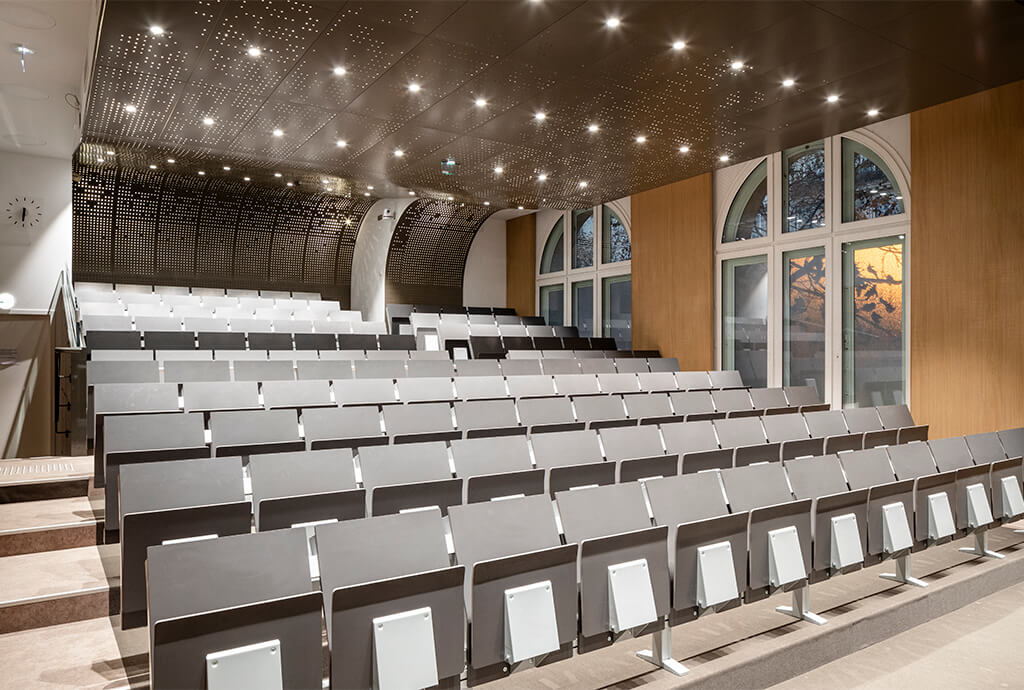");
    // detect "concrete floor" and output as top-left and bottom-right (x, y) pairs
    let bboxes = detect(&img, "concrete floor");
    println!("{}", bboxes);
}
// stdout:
(773, 578), (1024, 690)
